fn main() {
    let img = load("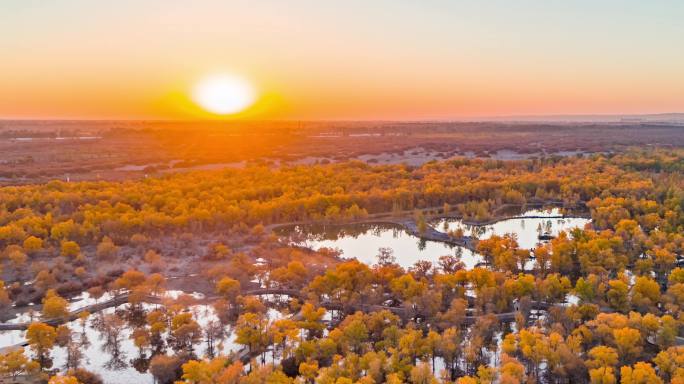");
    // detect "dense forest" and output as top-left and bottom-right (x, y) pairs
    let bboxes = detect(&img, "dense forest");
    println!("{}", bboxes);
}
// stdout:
(1, 148), (684, 383)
